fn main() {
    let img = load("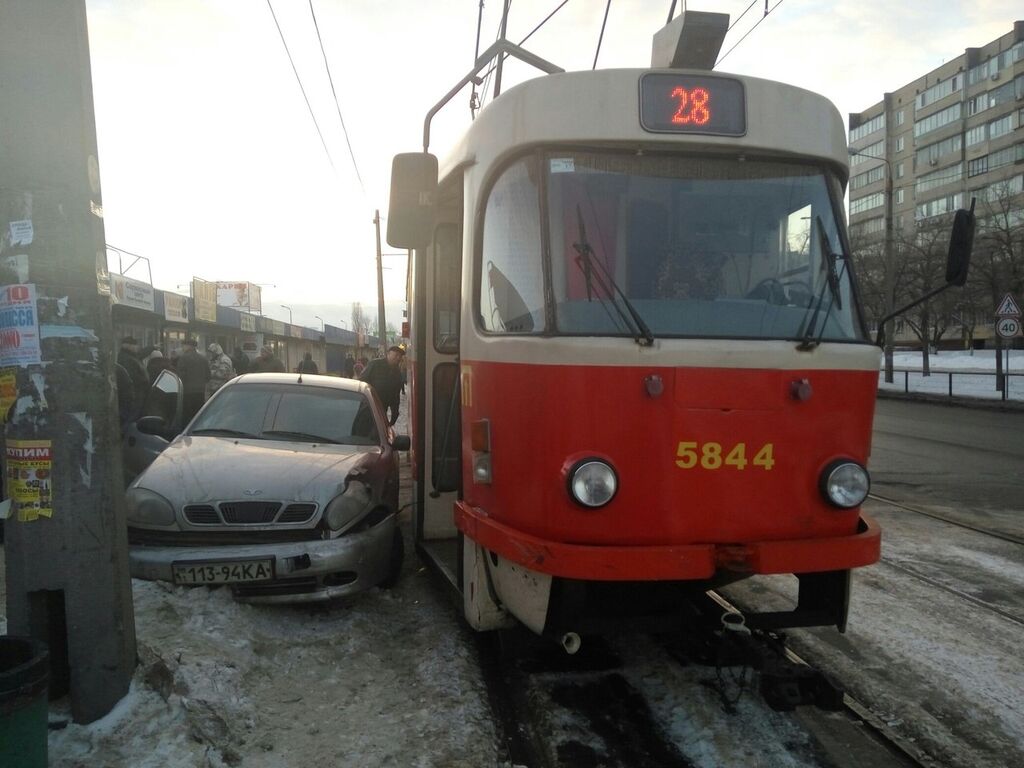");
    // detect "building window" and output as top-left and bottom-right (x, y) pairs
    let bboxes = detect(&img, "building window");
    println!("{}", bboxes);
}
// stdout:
(915, 192), (963, 220)
(895, 110), (905, 127)
(989, 113), (1014, 141)
(851, 192), (885, 215)
(968, 155), (989, 177)
(851, 165), (885, 190)
(896, 162), (905, 179)
(895, 189), (905, 205)
(915, 76), (961, 111)
(915, 135), (962, 169)
(966, 125), (987, 146)
(916, 163), (963, 194)
(849, 113), (886, 143)
(913, 103), (962, 138)
(850, 140), (885, 165)
(895, 136), (904, 153)
(850, 217), (885, 237)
